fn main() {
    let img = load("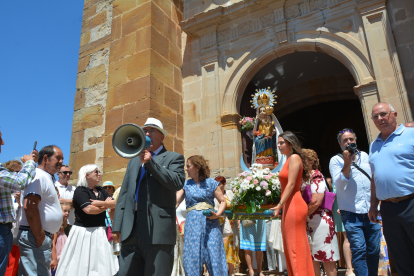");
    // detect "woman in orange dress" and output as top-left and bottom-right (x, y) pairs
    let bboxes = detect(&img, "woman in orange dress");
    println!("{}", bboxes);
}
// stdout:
(270, 131), (314, 276)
